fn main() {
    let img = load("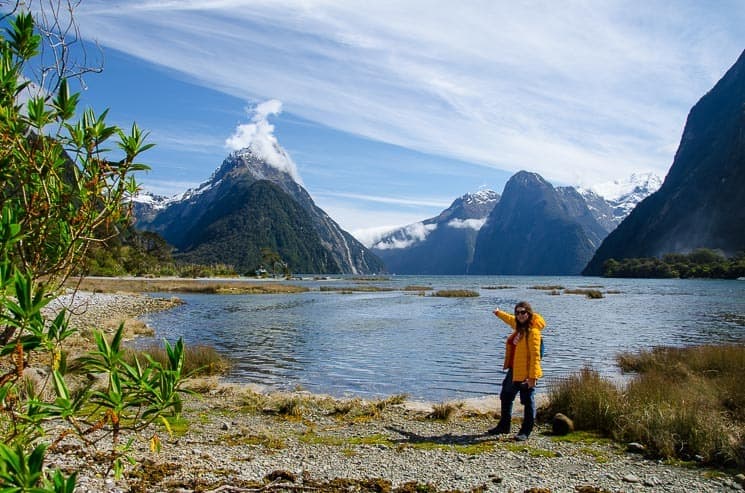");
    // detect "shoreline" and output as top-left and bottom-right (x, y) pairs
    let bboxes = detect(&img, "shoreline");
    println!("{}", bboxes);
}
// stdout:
(45, 282), (743, 492)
